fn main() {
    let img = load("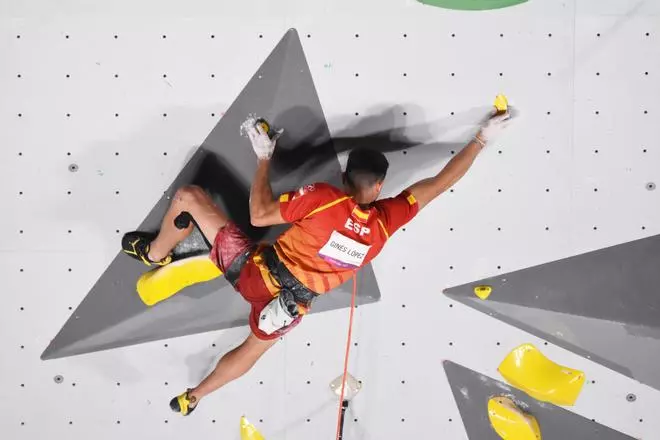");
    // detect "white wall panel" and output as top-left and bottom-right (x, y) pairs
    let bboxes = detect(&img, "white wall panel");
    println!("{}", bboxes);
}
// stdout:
(1, 0), (658, 439)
